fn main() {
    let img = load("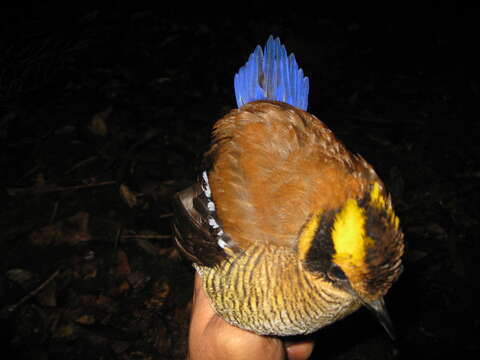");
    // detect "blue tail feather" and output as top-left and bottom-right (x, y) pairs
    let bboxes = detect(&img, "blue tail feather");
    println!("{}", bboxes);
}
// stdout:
(234, 36), (309, 110)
